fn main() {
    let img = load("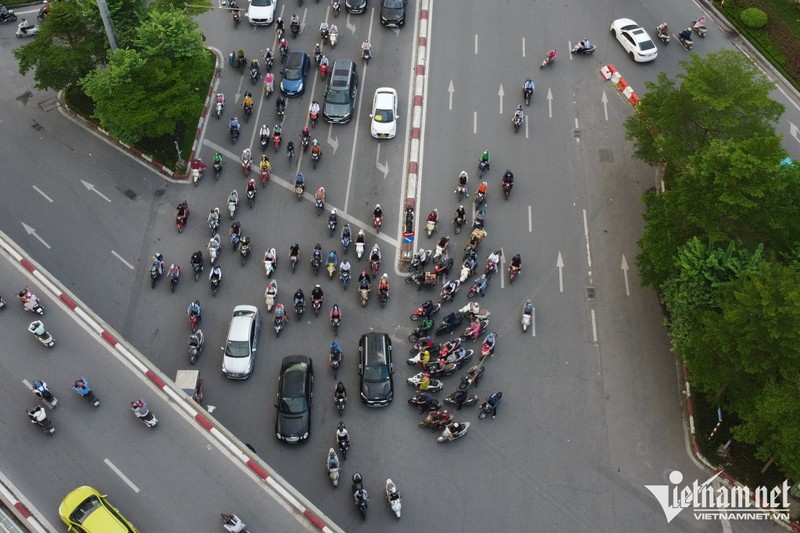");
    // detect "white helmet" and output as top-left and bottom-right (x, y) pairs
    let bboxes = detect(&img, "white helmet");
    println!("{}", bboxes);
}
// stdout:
(331, 208), (337, 215)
